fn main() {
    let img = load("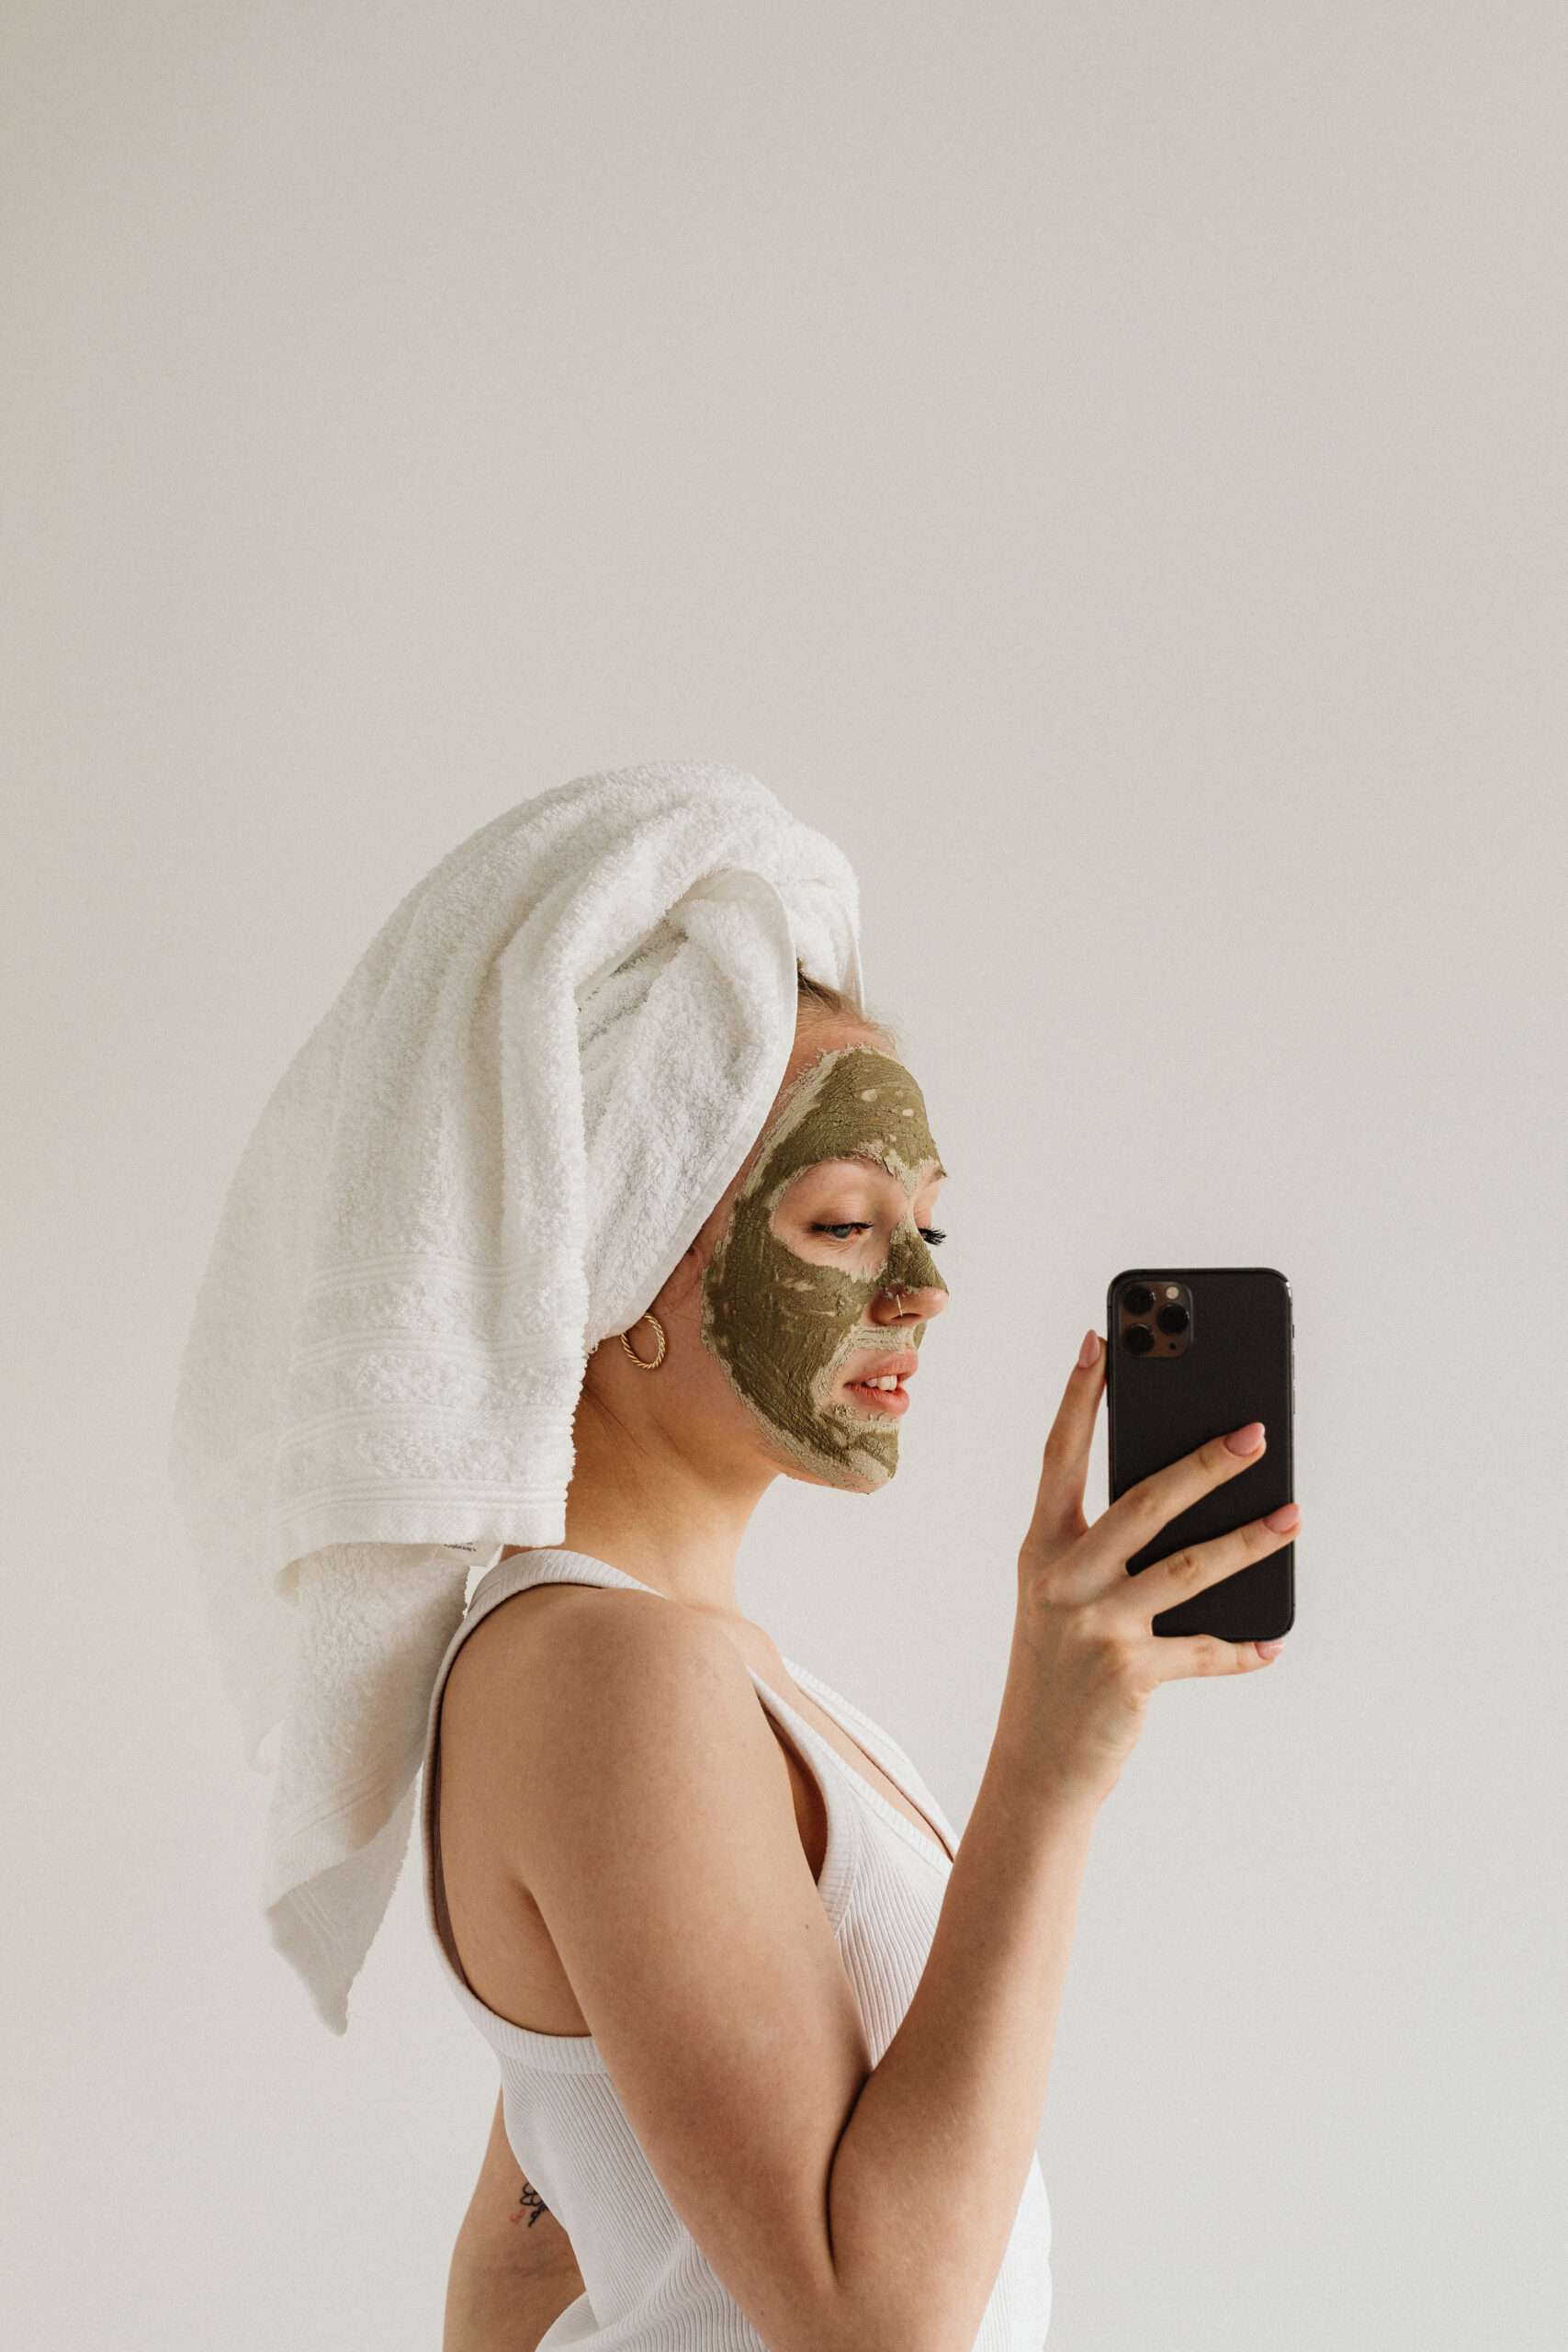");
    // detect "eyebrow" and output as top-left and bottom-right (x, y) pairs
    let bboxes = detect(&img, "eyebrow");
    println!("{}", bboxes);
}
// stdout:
(836, 1149), (948, 1182)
